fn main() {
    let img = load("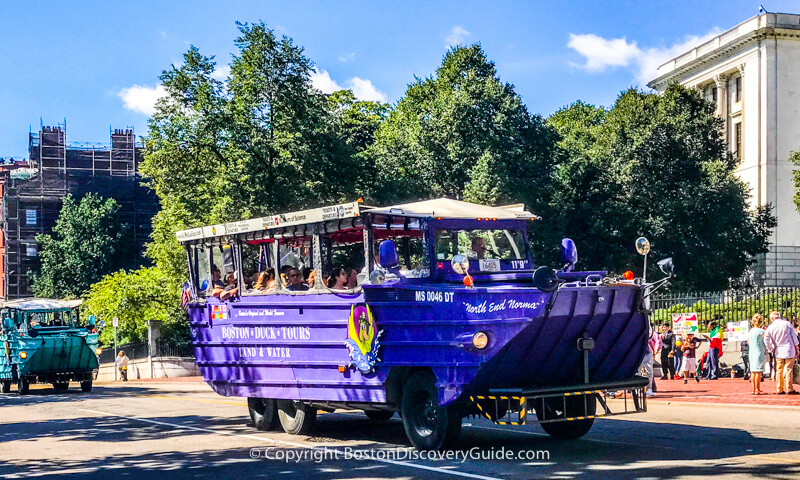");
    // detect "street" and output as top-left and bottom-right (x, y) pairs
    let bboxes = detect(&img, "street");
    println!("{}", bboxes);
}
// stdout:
(1, 382), (800, 479)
